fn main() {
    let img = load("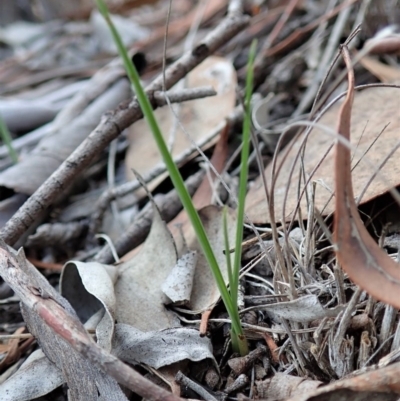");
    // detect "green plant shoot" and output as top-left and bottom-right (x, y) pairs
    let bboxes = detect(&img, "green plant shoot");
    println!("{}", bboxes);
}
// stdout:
(0, 115), (18, 164)
(96, 0), (255, 355)
(232, 39), (257, 313)
(230, 39), (257, 355)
